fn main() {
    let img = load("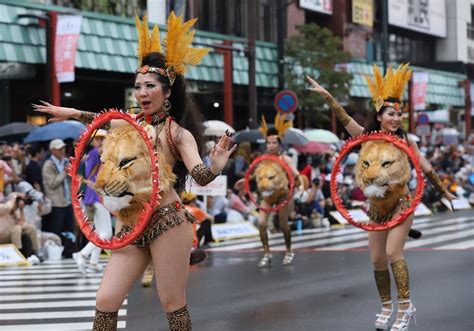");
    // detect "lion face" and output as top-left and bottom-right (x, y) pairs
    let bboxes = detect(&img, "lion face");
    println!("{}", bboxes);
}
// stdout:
(95, 125), (153, 221)
(355, 141), (410, 199)
(255, 160), (289, 199)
